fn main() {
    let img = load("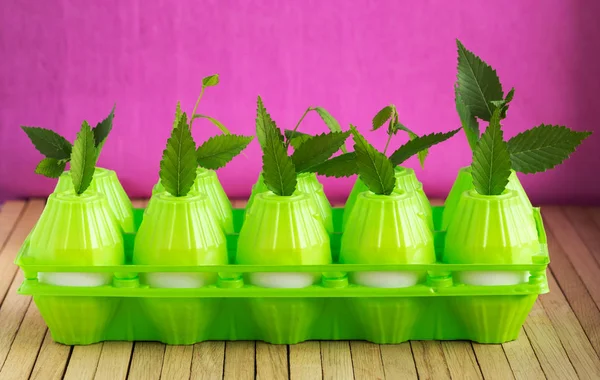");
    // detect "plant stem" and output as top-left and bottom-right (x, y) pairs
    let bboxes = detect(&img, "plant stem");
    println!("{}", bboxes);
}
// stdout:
(189, 86), (206, 130)
(383, 132), (393, 155)
(286, 106), (312, 147)
(383, 107), (397, 155)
